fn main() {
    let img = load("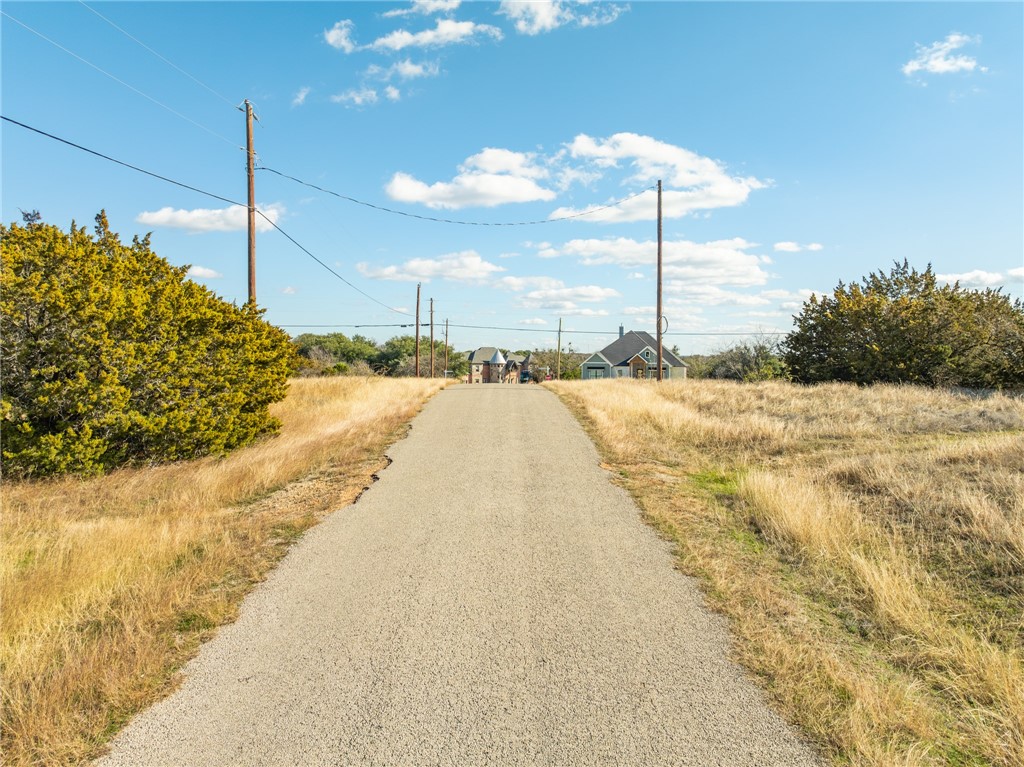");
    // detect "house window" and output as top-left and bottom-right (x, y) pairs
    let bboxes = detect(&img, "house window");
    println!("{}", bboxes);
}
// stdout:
(616, 369), (623, 377)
